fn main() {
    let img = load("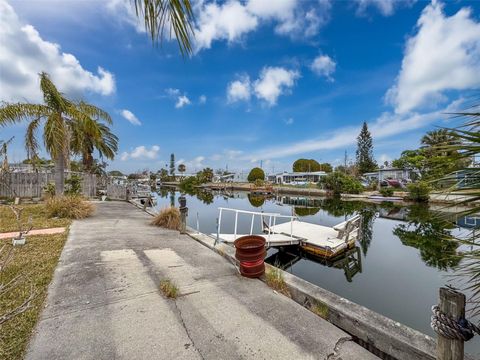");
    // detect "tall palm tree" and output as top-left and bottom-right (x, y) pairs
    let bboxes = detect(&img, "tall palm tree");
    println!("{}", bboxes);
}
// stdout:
(133, 0), (195, 56)
(70, 114), (118, 173)
(0, 72), (113, 195)
(421, 129), (458, 148)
